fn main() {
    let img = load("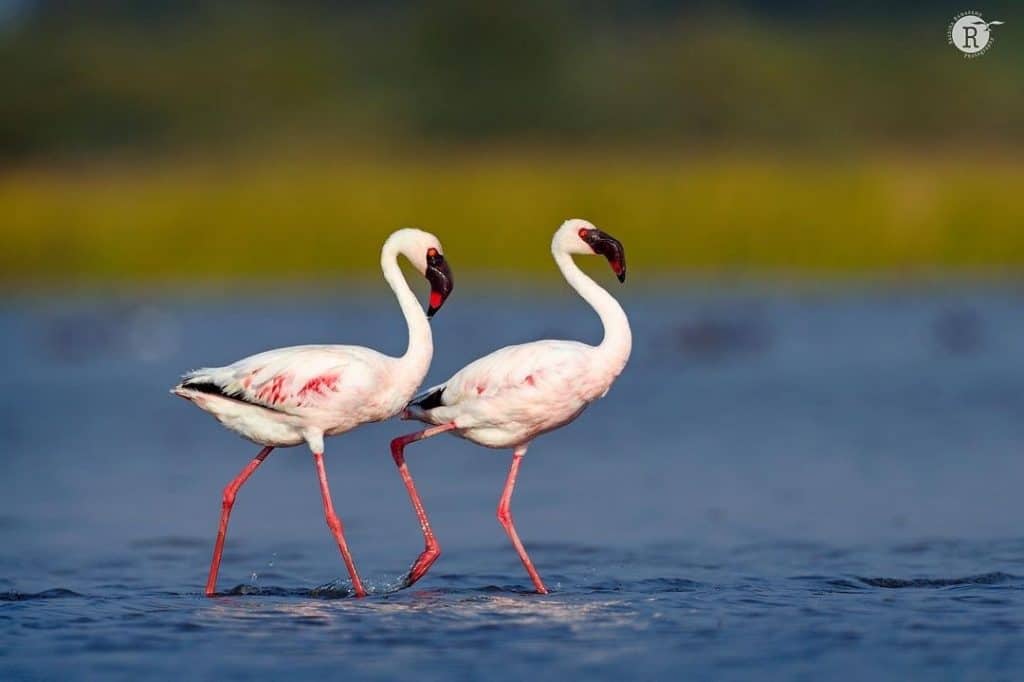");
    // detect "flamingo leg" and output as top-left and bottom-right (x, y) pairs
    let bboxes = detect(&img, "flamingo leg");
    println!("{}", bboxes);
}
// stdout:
(497, 445), (549, 594)
(206, 445), (273, 597)
(390, 423), (457, 588)
(312, 451), (367, 598)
